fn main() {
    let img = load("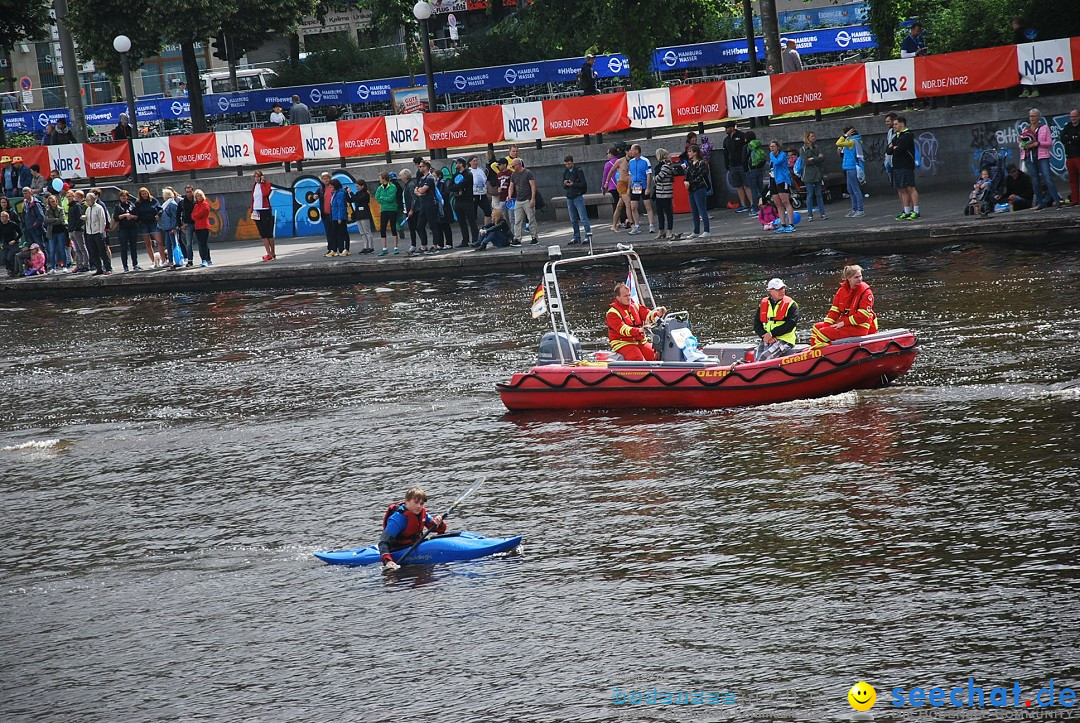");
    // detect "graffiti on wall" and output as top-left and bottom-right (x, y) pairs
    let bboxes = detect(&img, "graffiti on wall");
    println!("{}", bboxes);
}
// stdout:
(964, 113), (1069, 180)
(915, 132), (939, 176)
(211, 171), (380, 242)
